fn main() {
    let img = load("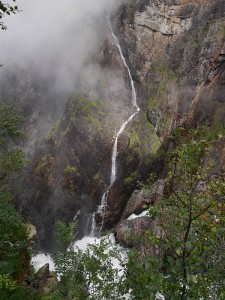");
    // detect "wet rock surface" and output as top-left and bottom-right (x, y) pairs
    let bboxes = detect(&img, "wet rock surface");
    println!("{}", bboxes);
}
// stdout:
(7, 0), (225, 251)
(30, 264), (58, 296)
(120, 179), (166, 221)
(115, 216), (153, 248)
(116, 0), (225, 136)
(115, 215), (161, 256)
(114, 179), (166, 255)
(16, 67), (130, 251)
